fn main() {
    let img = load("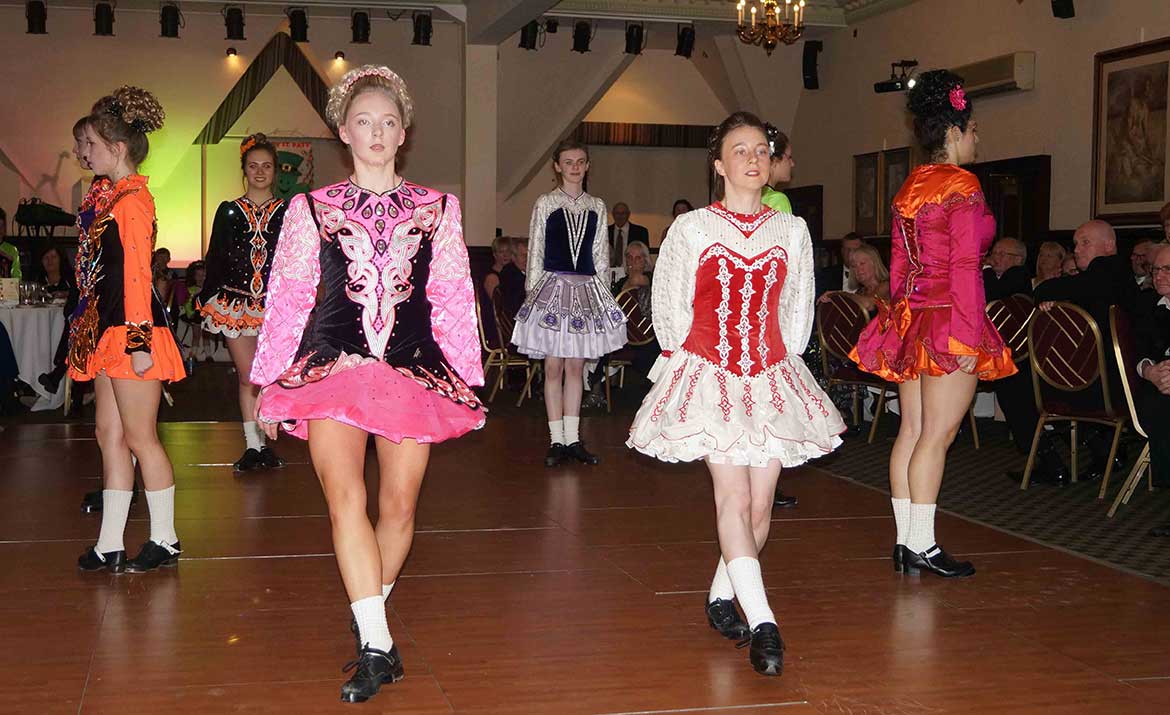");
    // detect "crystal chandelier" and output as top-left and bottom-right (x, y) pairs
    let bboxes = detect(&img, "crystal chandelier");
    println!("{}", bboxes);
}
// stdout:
(735, 0), (806, 55)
